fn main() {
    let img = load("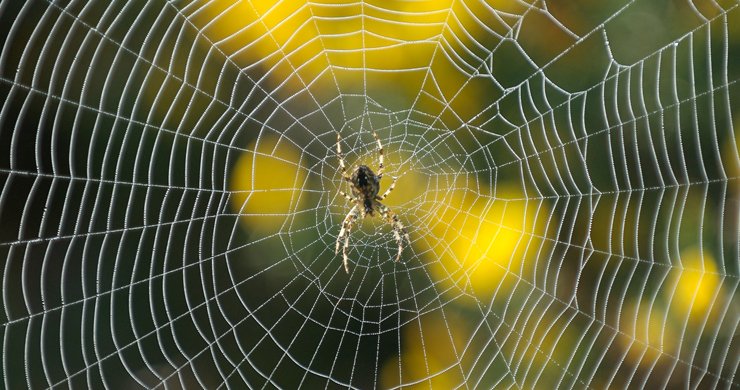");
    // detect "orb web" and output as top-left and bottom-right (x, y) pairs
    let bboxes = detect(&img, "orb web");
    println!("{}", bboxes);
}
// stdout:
(1, 0), (739, 388)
